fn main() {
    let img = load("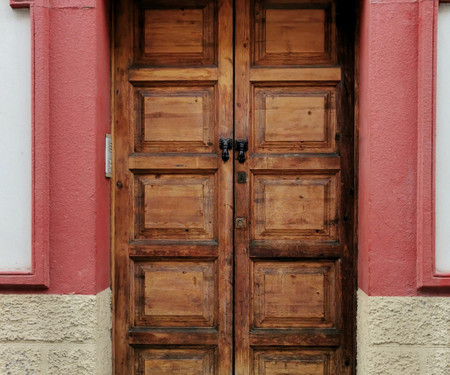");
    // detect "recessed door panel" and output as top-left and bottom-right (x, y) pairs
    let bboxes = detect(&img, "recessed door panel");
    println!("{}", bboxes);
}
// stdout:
(133, 260), (217, 327)
(251, 261), (337, 329)
(134, 86), (216, 153)
(134, 0), (217, 66)
(135, 347), (216, 375)
(253, 85), (337, 153)
(252, 0), (337, 66)
(251, 173), (338, 241)
(252, 349), (336, 375)
(134, 174), (217, 240)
